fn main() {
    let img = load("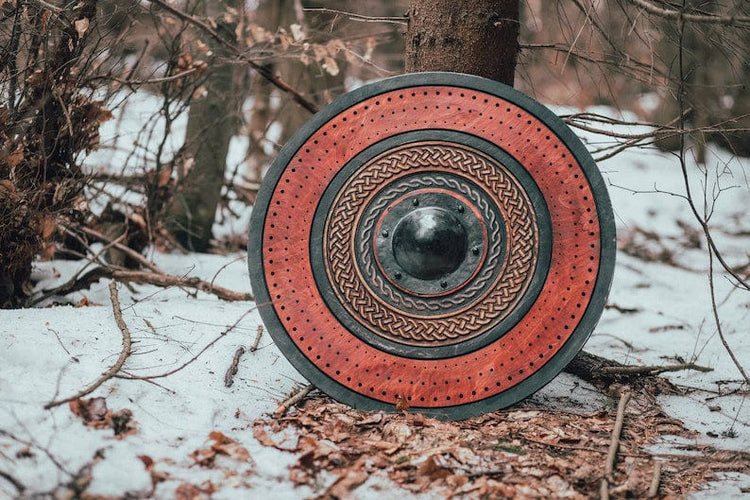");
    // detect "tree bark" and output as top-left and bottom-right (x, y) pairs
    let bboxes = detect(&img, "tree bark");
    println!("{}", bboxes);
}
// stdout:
(165, 0), (242, 251)
(405, 0), (520, 86)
